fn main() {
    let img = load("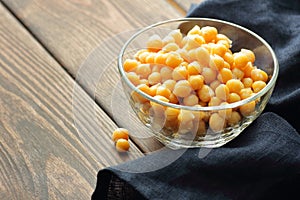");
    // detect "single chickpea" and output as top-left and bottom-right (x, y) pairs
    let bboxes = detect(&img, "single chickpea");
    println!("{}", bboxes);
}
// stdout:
(239, 101), (256, 116)
(163, 79), (176, 91)
(136, 63), (152, 79)
(115, 139), (130, 152)
(183, 94), (199, 106)
(241, 48), (255, 63)
(156, 85), (171, 99)
(163, 42), (179, 52)
(218, 102), (232, 119)
(252, 80), (267, 93)
(165, 107), (180, 121)
(168, 29), (183, 45)
(172, 65), (188, 81)
(147, 34), (163, 52)
(244, 62), (255, 77)
(148, 72), (162, 85)
(198, 85), (214, 102)
(209, 54), (224, 71)
(187, 25), (202, 35)
(173, 80), (192, 98)
(188, 75), (204, 90)
(227, 111), (242, 126)
(178, 109), (195, 124)
(251, 68), (268, 82)
(166, 52), (183, 68)
(239, 88), (253, 100)
(219, 68), (233, 83)
(233, 52), (249, 69)
(211, 43), (227, 57)
(126, 72), (140, 86)
(242, 77), (253, 88)
(208, 96), (222, 107)
(215, 84), (230, 101)
(223, 51), (234, 66)
(112, 128), (129, 142)
(187, 61), (202, 75)
(228, 93), (241, 103)
(209, 113), (226, 133)
(210, 80), (221, 92)
(232, 67), (244, 80)
(169, 93), (179, 104)
(226, 79), (244, 94)
(124, 59), (138, 72)
(196, 120), (206, 137)
(201, 26), (218, 42)
(194, 47), (210, 67)
(202, 67), (217, 84)
(160, 66), (173, 82)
